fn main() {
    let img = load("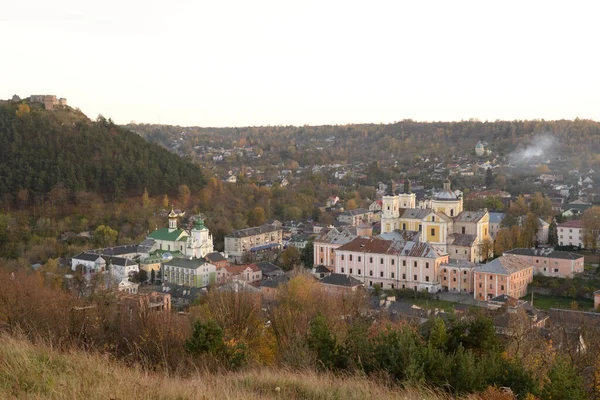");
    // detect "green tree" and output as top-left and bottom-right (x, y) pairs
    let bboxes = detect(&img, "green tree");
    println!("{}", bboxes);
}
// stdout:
(281, 246), (301, 271)
(485, 168), (493, 187)
(185, 319), (224, 355)
(548, 220), (558, 246)
(301, 239), (314, 269)
(131, 269), (148, 283)
(541, 357), (586, 400)
(307, 312), (344, 370)
(93, 225), (118, 247)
